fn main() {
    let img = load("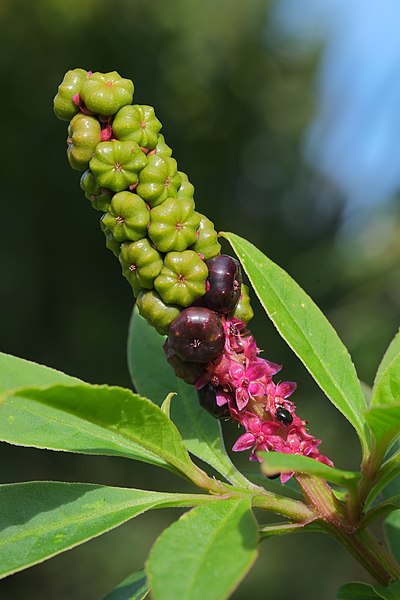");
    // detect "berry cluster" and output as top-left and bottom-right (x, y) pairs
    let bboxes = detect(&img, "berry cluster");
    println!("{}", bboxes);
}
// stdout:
(54, 69), (332, 480)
